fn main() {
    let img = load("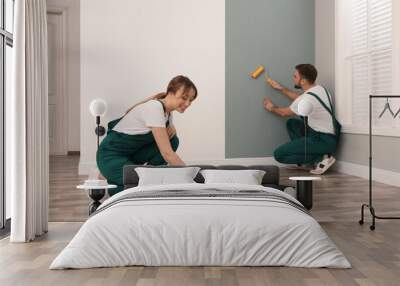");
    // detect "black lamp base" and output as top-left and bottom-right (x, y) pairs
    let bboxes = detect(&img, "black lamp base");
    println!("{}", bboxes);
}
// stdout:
(95, 126), (106, 136)
(95, 115), (106, 150)
(88, 188), (106, 215)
